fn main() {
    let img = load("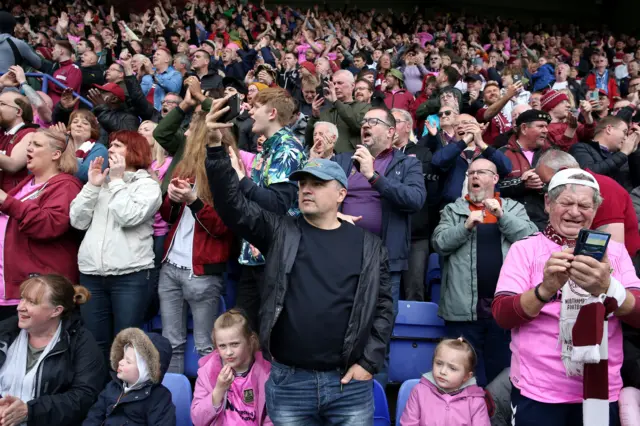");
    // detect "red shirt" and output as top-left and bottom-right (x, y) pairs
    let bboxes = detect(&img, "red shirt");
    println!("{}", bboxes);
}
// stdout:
(591, 172), (640, 257)
(476, 106), (511, 146)
(50, 59), (83, 105)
